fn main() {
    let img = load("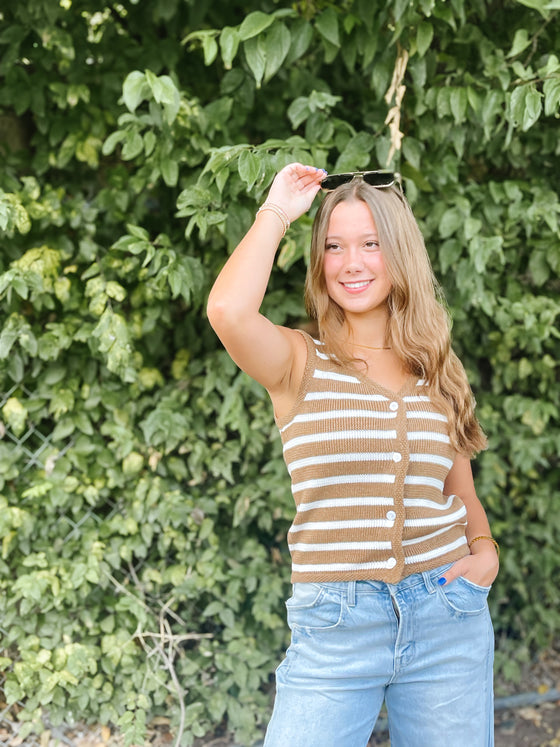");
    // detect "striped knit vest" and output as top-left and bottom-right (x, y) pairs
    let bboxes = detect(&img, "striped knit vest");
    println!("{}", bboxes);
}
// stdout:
(276, 332), (470, 584)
